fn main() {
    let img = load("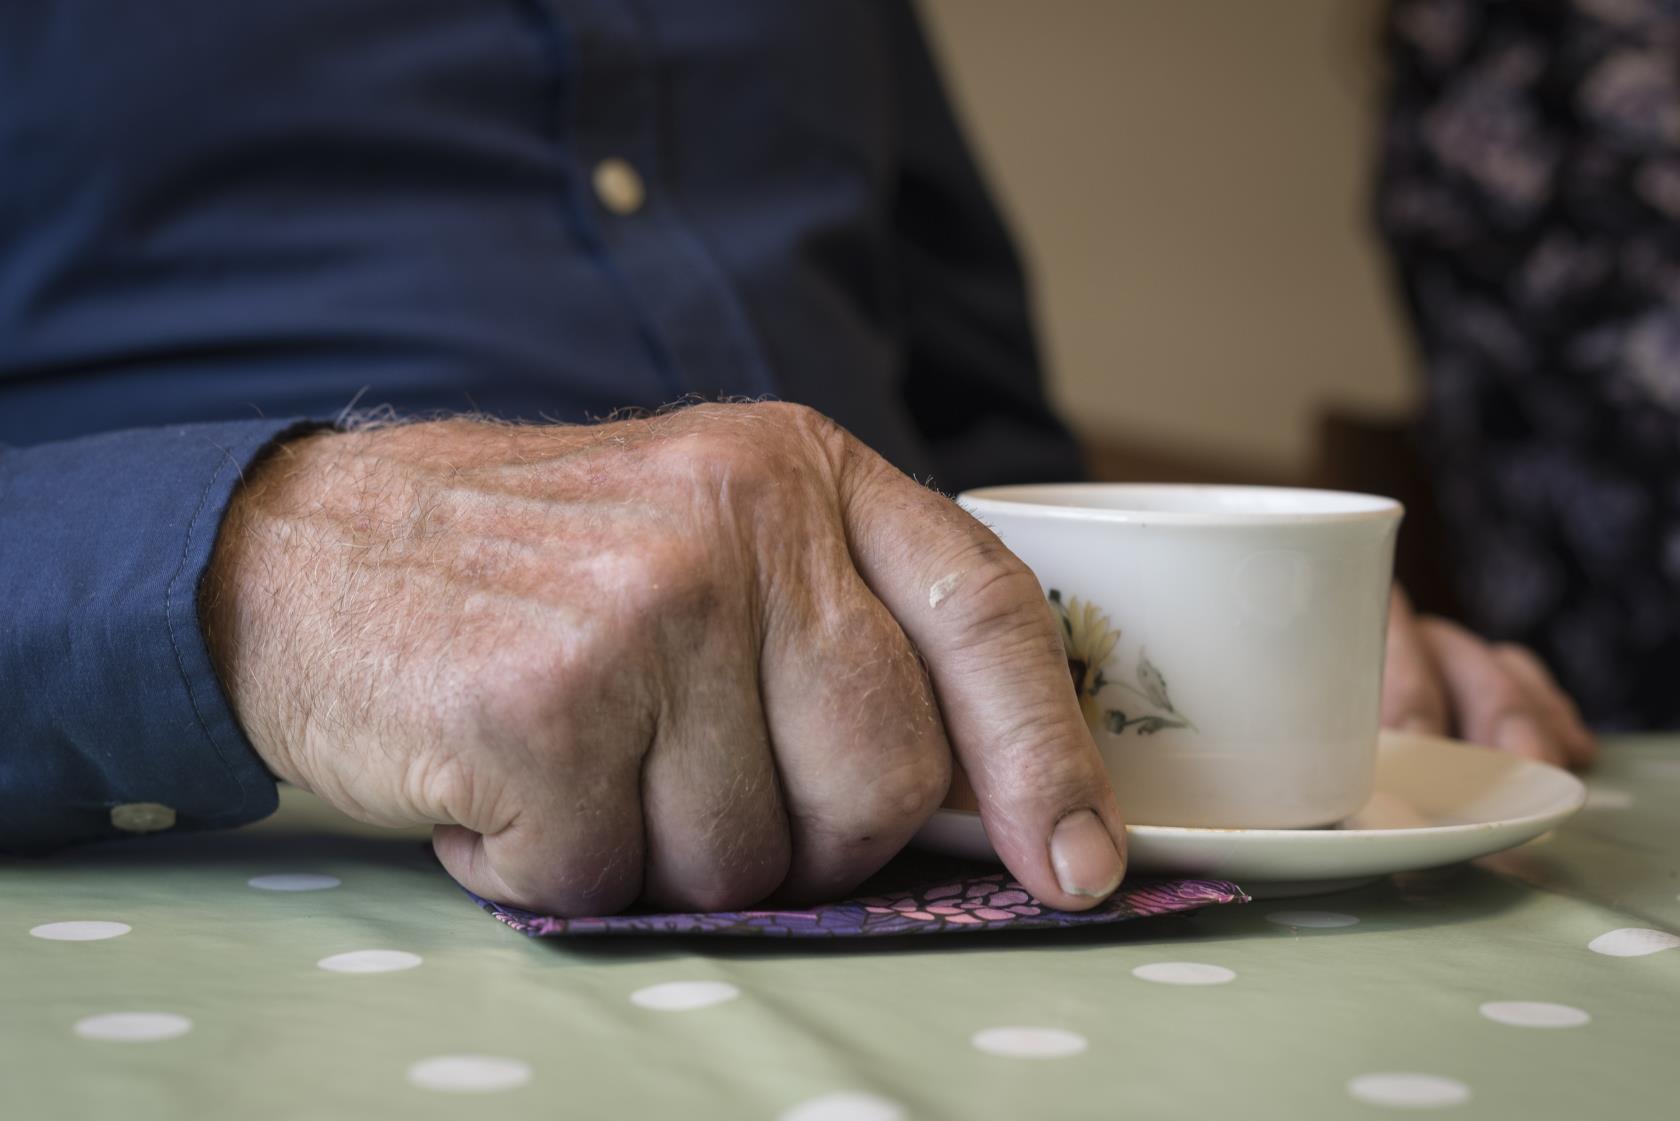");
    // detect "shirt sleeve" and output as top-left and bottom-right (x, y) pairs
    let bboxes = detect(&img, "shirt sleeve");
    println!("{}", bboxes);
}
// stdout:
(0, 418), (319, 852)
(886, 2), (1086, 492)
